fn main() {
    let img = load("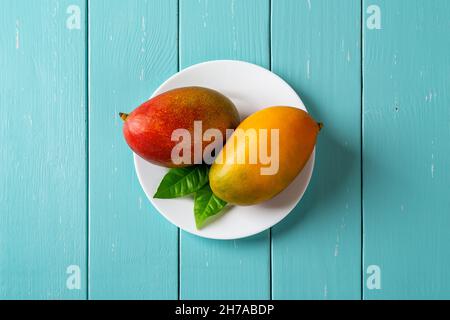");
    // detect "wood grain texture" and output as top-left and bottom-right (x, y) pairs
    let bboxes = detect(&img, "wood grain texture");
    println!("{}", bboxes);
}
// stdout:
(0, 0), (87, 299)
(363, 0), (450, 300)
(271, 0), (362, 299)
(88, 0), (178, 299)
(179, 0), (271, 300)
